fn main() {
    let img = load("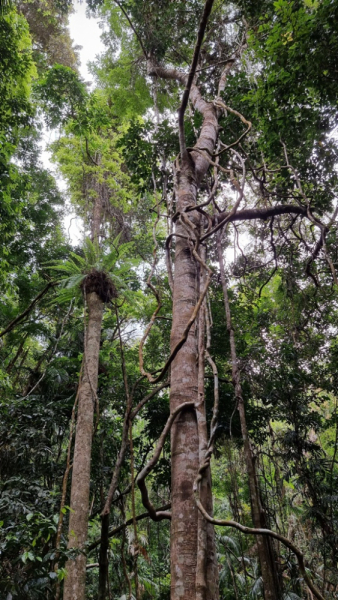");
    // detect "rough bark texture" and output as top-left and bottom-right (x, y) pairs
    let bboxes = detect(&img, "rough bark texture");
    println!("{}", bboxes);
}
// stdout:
(150, 51), (221, 600)
(217, 233), (280, 600)
(170, 98), (219, 599)
(195, 259), (219, 600)
(196, 295), (208, 600)
(170, 156), (200, 600)
(63, 291), (104, 600)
